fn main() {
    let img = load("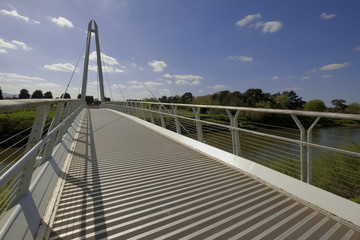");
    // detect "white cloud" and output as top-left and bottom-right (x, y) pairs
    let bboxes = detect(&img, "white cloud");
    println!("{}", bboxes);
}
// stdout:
(0, 38), (31, 52)
(319, 62), (349, 71)
(262, 21), (282, 33)
(49, 16), (74, 28)
(207, 84), (227, 90)
(144, 81), (162, 87)
(301, 76), (311, 80)
(236, 13), (261, 27)
(0, 49), (7, 54)
(0, 72), (45, 82)
(252, 21), (264, 29)
(321, 74), (332, 79)
(320, 13), (336, 19)
(128, 80), (138, 84)
(0, 9), (29, 22)
(11, 40), (31, 51)
(163, 73), (203, 81)
(159, 89), (171, 95)
(307, 68), (317, 73)
(272, 76), (280, 80)
(112, 83), (126, 89)
(129, 85), (143, 89)
(0, 38), (16, 50)
(89, 51), (119, 65)
(166, 80), (172, 84)
(236, 13), (282, 34)
(148, 60), (167, 72)
(227, 56), (253, 62)
(353, 45), (360, 51)
(44, 63), (76, 72)
(191, 80), (201, 85)
(175, 80), (190, 86)
(88, 64), (124, 73)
